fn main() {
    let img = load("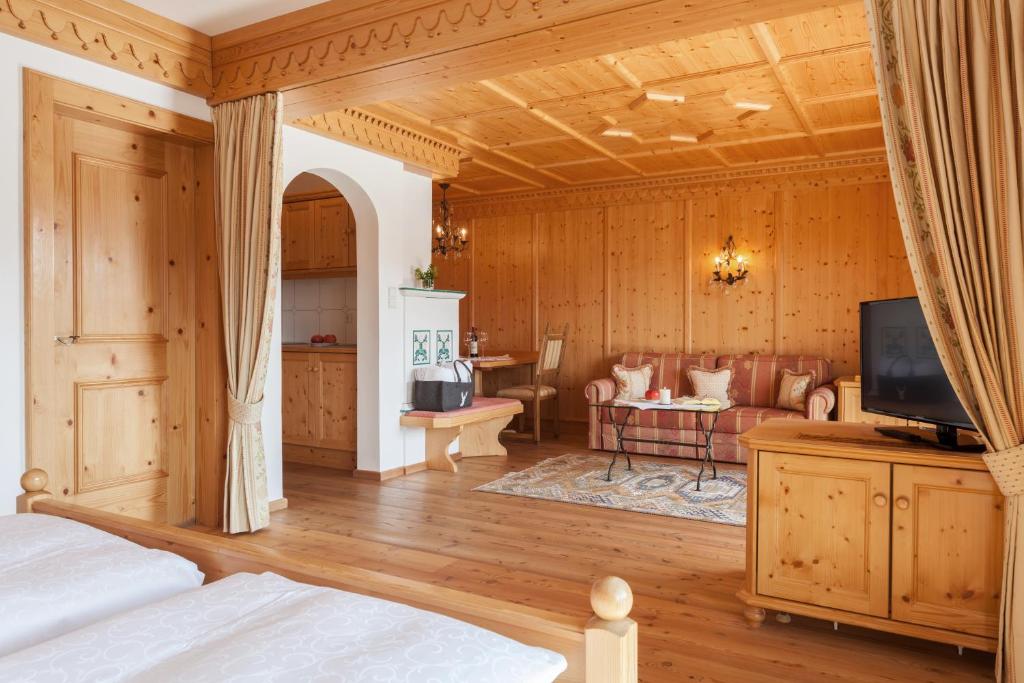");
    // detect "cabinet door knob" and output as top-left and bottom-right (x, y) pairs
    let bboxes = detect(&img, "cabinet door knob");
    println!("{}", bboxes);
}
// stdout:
(895, 496), (910, 510)
(873, 493), (888, 507)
